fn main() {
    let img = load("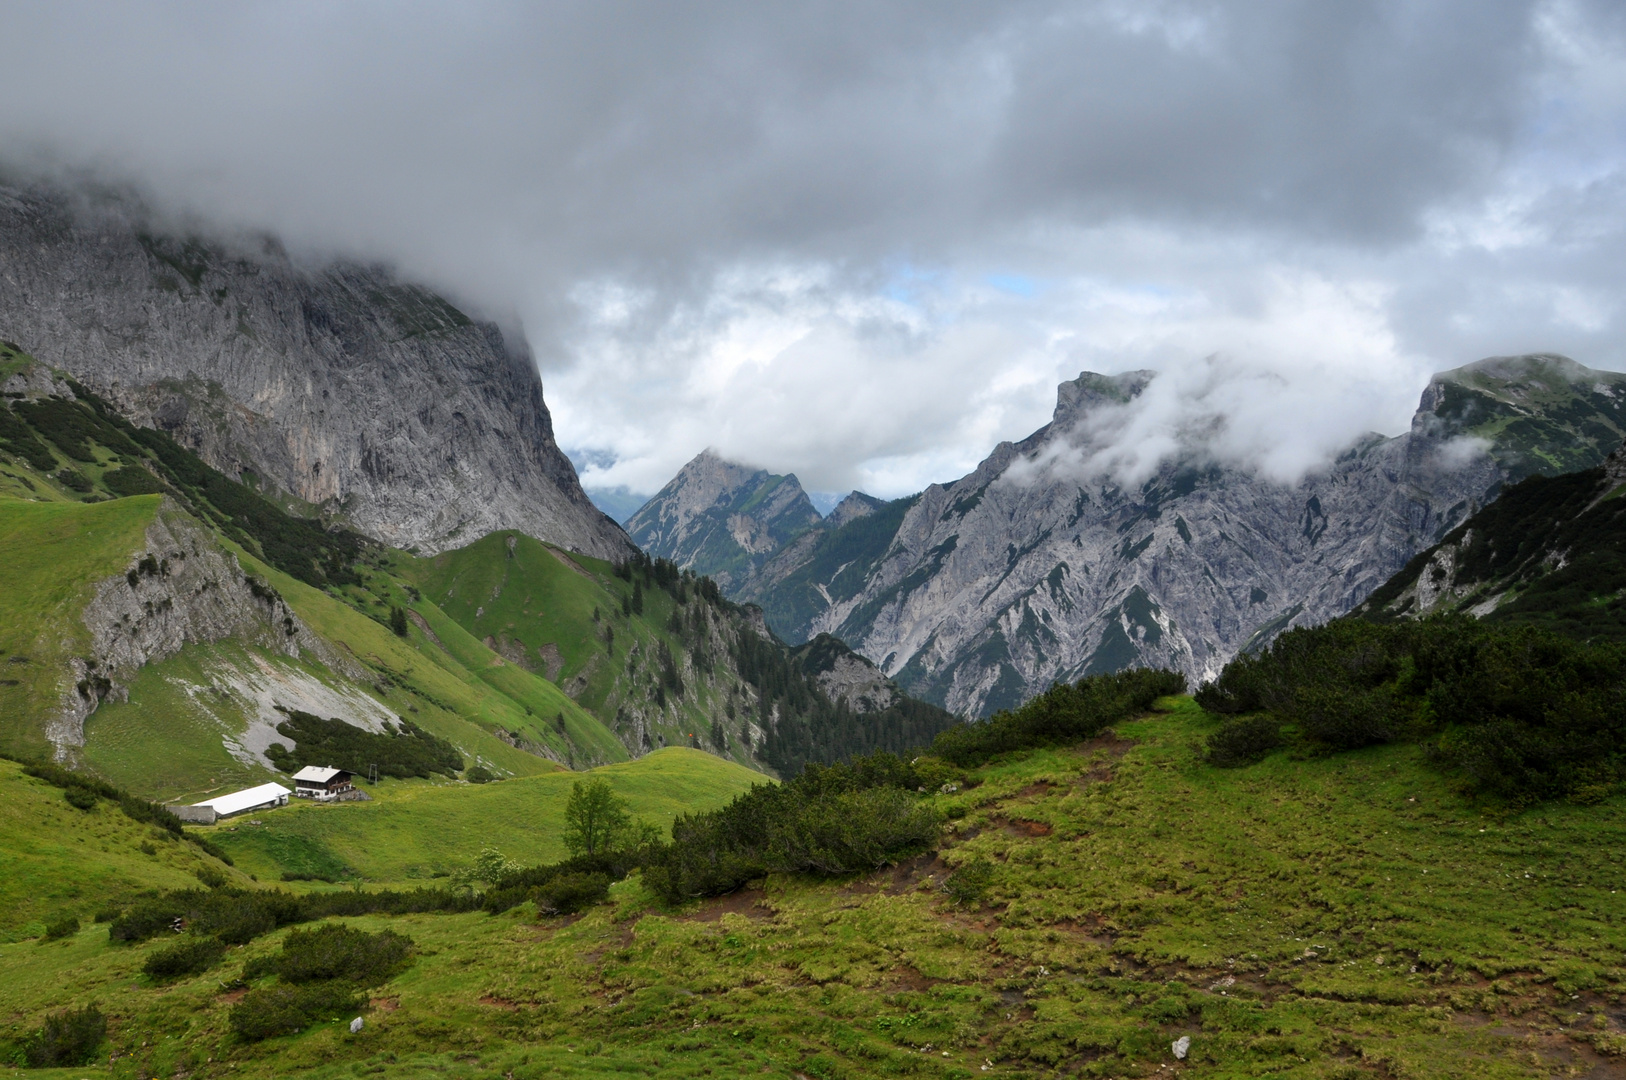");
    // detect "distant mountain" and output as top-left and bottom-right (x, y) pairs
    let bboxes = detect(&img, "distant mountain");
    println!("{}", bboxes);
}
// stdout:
(624, 450), (823, 589)
(0, 180), (629, 559)
(1355, 437), (1626, 638)
(641, 354), (1625, 716)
